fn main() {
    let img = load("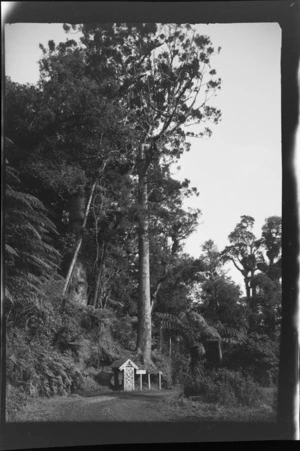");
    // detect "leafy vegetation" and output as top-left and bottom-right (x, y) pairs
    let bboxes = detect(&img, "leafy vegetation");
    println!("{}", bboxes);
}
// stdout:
(4, 23), (281, 422)
(182, 368), (263, 407)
